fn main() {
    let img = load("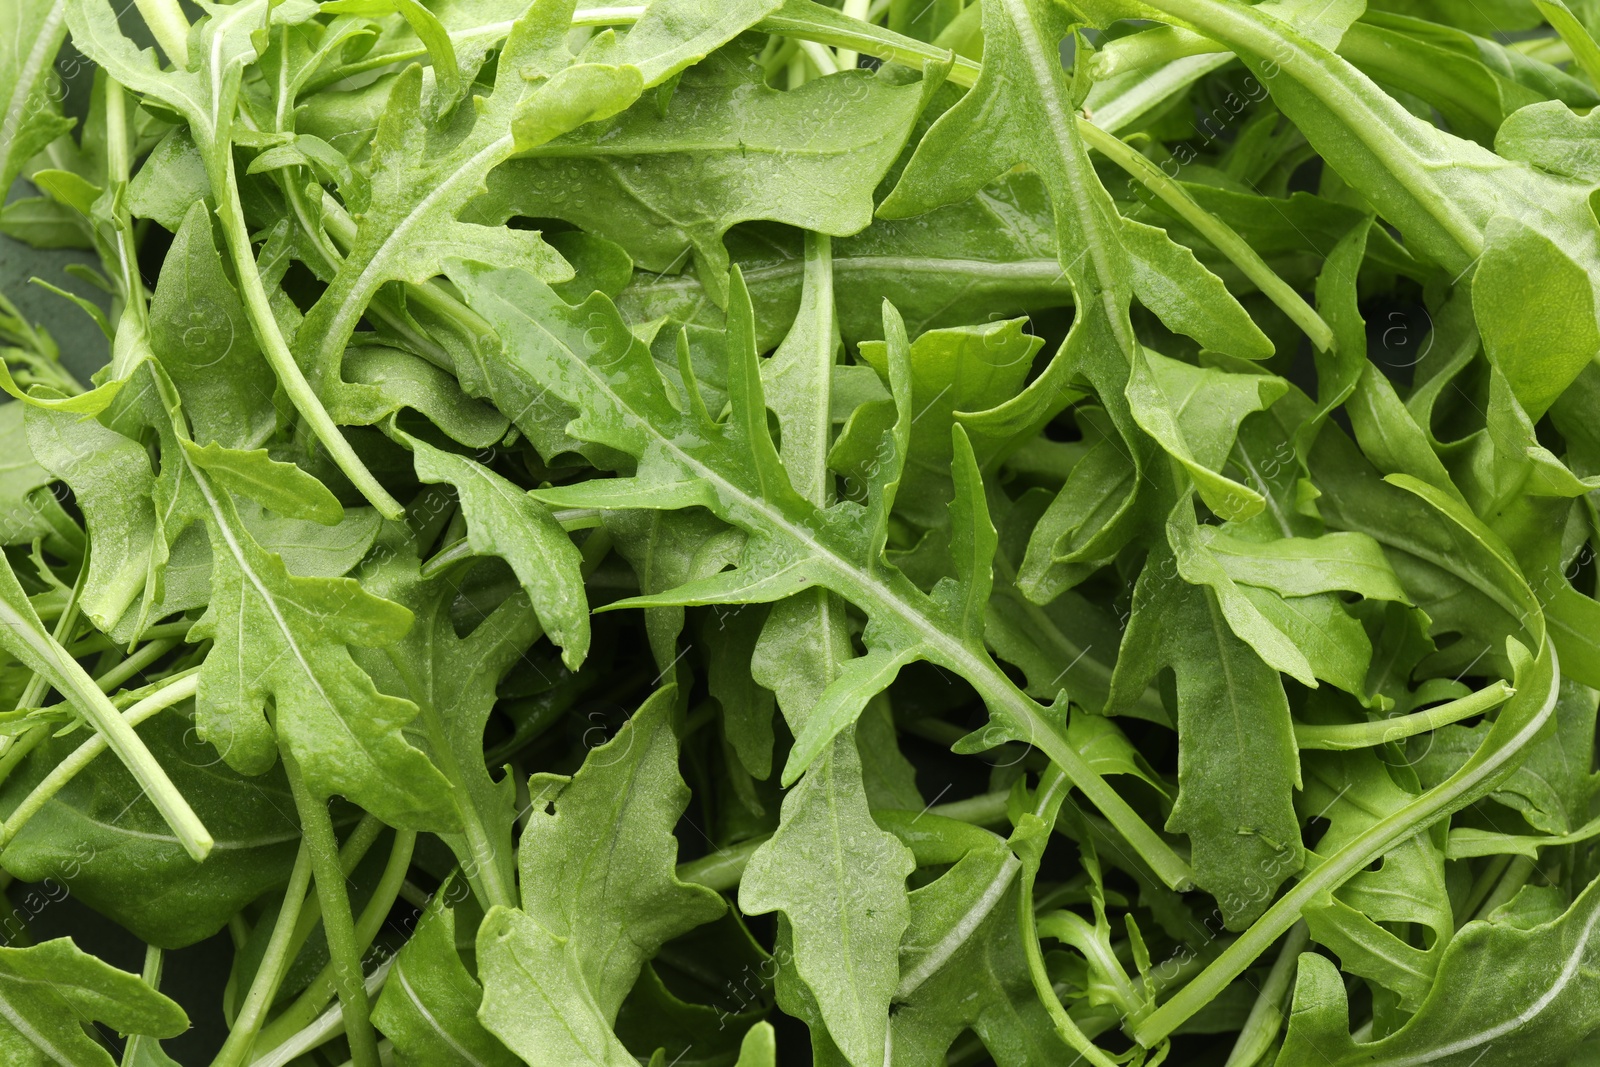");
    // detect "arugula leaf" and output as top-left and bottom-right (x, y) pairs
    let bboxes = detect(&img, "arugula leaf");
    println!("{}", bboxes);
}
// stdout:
(188, 472), (455, 829)
(181, 441), (344, 526)
(1109, 539), (1302, 928)
(1297, 744), (1453, 1013)
(0, 938), (187, 1066)
(1281, 874), (1600, 1064)
(888, 836), (1072, 1062)
(0, 0), (74, 233)
(24, 403), (160, 632)
(477, 686), (724, 1063)
(146, 203), (278, 451)
(451, 260), (1191, 887)
(373, 885), (515, 1067)
(398, 431), (589, 669)
(481, 48), (938, 304)
(19, 2), (1600, 1061)
(0, 707), (299, 948)
(617, 173), (1075, 346)
(354, 540), (540, 909)
(741, 735), (913, 1067)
